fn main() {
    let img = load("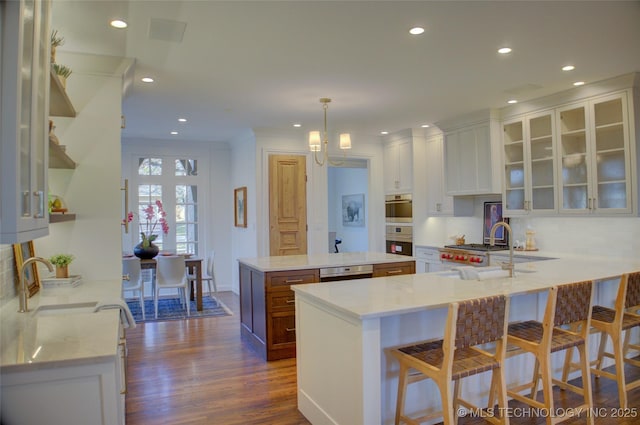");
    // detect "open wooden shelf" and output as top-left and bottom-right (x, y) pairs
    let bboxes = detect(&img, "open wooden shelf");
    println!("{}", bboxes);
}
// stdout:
(49, 68), (76, 117)
(49, 213), (76, 223)
(49, 139), (76, 169)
